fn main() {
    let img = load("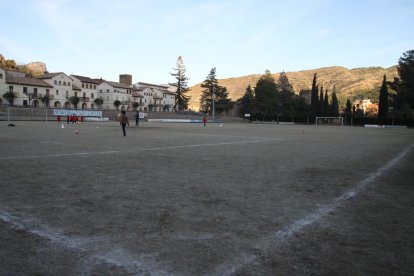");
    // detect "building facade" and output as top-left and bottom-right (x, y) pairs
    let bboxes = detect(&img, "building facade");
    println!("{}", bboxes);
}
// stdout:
(1, 69), (176, 112)
(97, 81), (133, 110)
(37, 72), (75, 108)
(70, 75), (103, 110)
